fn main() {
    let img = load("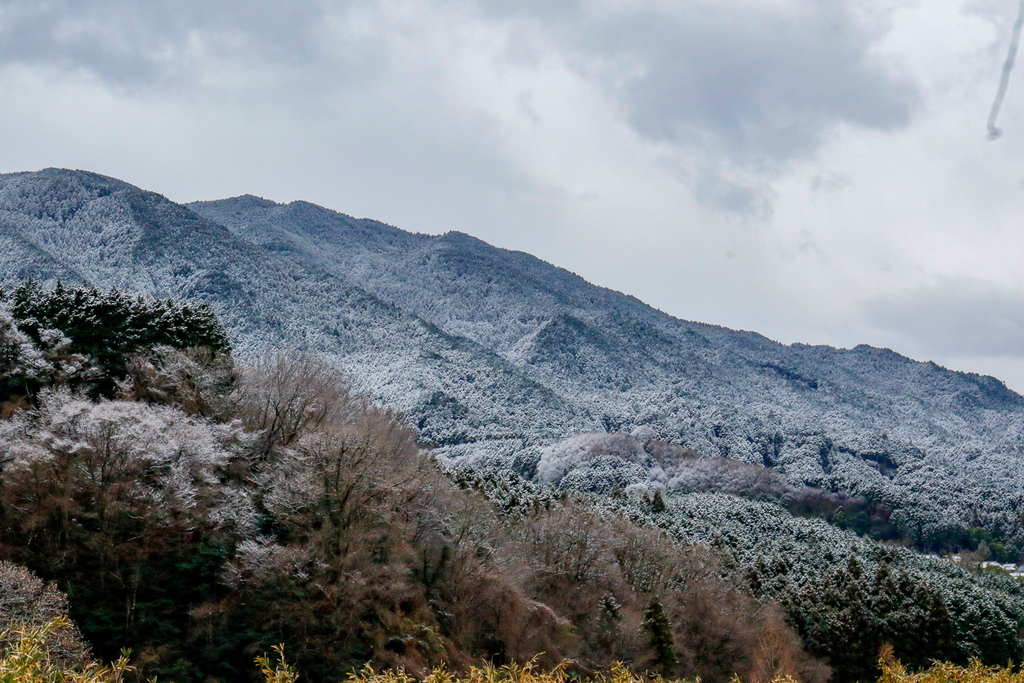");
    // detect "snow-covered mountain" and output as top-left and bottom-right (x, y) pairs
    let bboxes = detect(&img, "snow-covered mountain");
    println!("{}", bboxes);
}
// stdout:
(0, 169), (582, 448)
(4, 168), (1024, 543)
